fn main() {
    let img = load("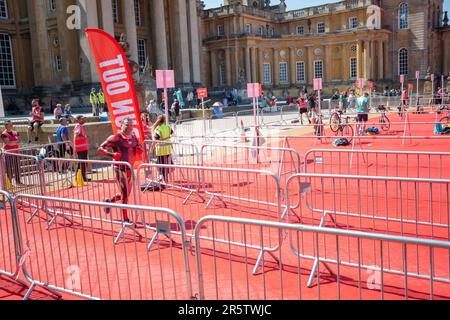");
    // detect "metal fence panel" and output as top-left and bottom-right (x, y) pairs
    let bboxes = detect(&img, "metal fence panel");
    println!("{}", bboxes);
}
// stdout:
(194, 216), (450, 300)
(13, 194), (193, 300)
